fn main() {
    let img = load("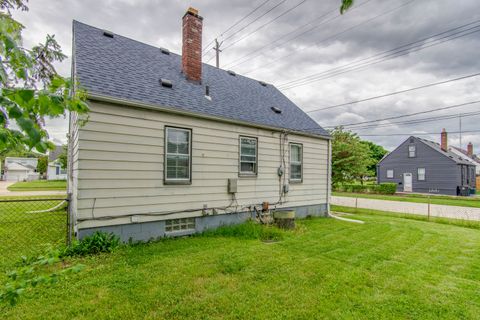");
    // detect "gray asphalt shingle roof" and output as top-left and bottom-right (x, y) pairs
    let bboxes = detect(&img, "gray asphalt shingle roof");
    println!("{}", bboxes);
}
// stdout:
(72, 21), (329, 137)
(416, 137), (474, 165)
